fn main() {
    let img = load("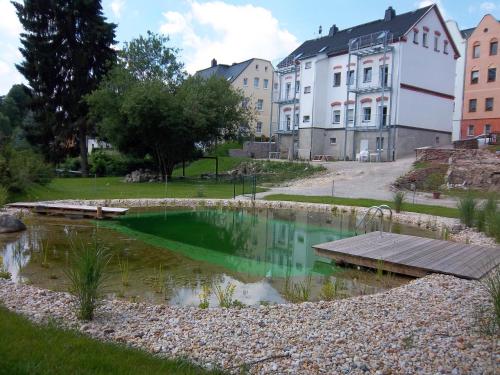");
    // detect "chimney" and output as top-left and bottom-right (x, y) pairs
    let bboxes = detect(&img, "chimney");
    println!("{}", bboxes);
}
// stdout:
(211, 58), (217, 67)
(328, 24), (339, 36)
(384, 6), (396, 21)
(318, 25), (323, 36)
